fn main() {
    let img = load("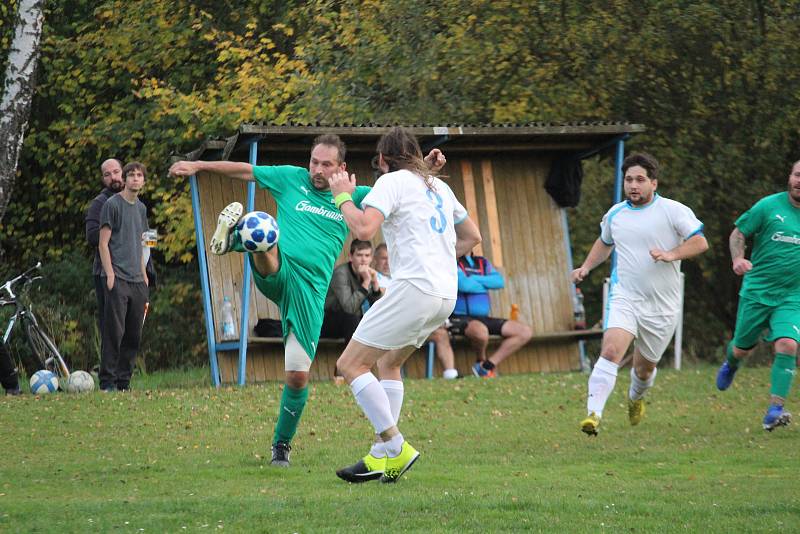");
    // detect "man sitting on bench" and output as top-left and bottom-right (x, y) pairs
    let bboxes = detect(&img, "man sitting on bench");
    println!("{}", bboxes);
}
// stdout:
(448, 251), (532, 378)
